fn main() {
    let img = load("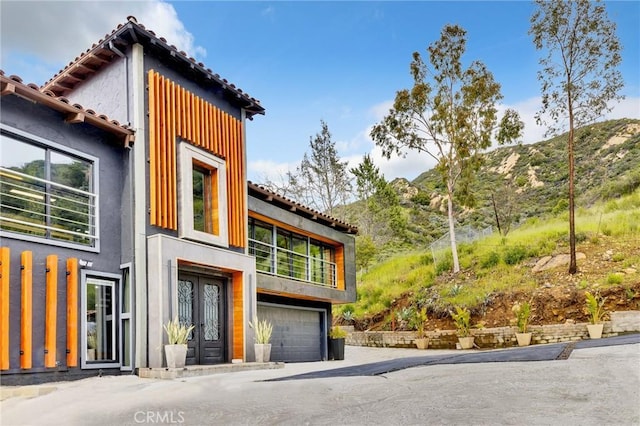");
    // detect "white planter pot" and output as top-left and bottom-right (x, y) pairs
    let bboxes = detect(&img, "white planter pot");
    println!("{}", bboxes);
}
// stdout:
(515, 332), (532, 346)
(587, 323), (604, 339)
(415, 338), (429, 350)
(458, 336), (475, 349)
(164, 344), (188, 368)
(255, 343), (272, 363)
(87, 349), (96, 361)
